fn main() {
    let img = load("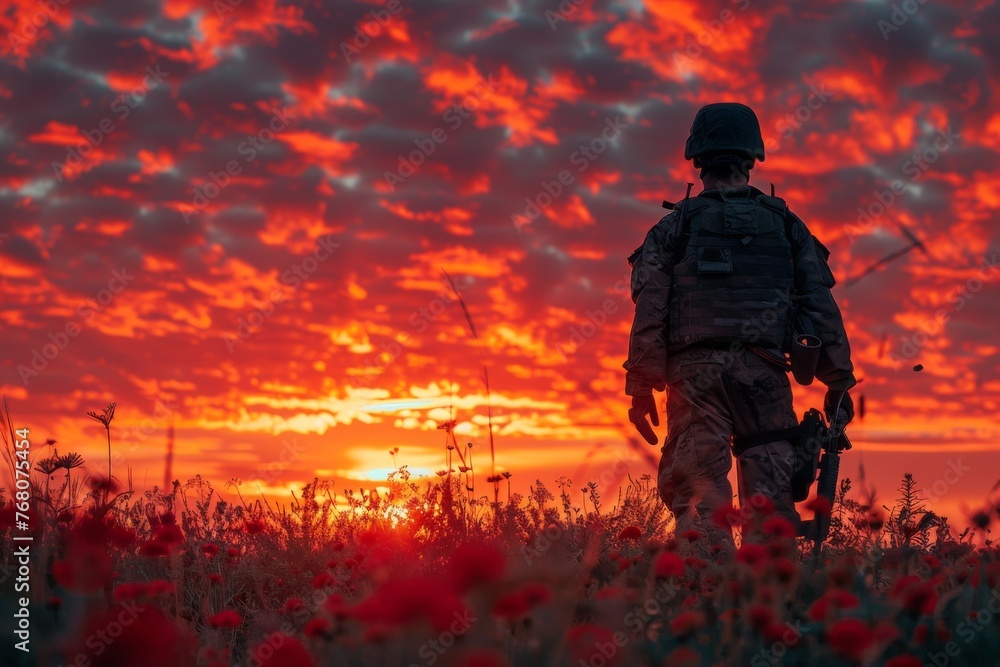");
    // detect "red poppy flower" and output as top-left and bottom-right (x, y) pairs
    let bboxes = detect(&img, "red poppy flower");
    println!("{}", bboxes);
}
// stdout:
(765, 539), (791, 560)
(901, 581), (938, 616)
(520, 582), (552, 607)
(874, 621), (901, 643)
(283, 598), (305, 614)
(774, 558), (797, 583)
(719, 608), (739, 623)
(828, 564), (855, 589)
(52, 518), (115, 592)
(312, 573), (335, 589)
(595, 586), (635, 602)
(208, 574), (223, 585)
(746, 493), (775, 516)
(492, 582), (552, 617)
(108, 524), (137, 549)
(808, 590), (860, 620)
(52, 549), (113, 594)
(763, 621), (792, 644)
(351, 576), (469, 632)
(826, 618), (873, 662)
(147, 579), (175, 597)
(654, 551), (685, 578)
(208, 610), (243, 629)
(806, 495), (832, 517)
(982, 561), (1000, 588)
(664, 646), (700, 667)
(250, 634), (315, 667)
(456, 650), (507, 667)
(913, 624), (929, 644)
(617, 525), (643, 541)
(736, 543), (768, 567)
(712, 504), (747, 530)
(323, 594), (348, 619)
(155, 524), (184, 548)
(245, 519), (267, 534)
(669, 611), (705, 637)
(682, 529), (702, 542)
(114, 582), (149, 601)
(0, 503), (16, 531)
(450, 543), (506, 591)
(762, 516), (797, 539)
(68, 605), (192, 667)
(493, 592), (530, 619)
(203, 543), (220, 558)
(748, 604), (773, 629)
(684, 556), (708, 570)
(304, 617), (331, 639)
(891, 574), (920, 597)
(139, 540), (171, 557)
(566, 624), (619, 666)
